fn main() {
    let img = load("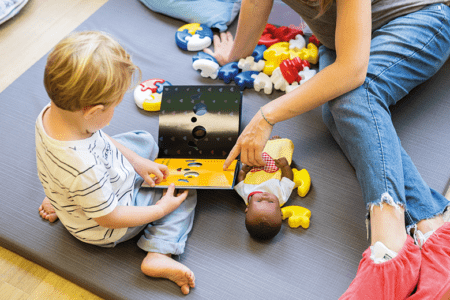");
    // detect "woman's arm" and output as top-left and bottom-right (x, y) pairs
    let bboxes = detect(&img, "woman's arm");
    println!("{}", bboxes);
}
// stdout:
(204, 0), (274, 65)
(224, 0), (371, 168)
